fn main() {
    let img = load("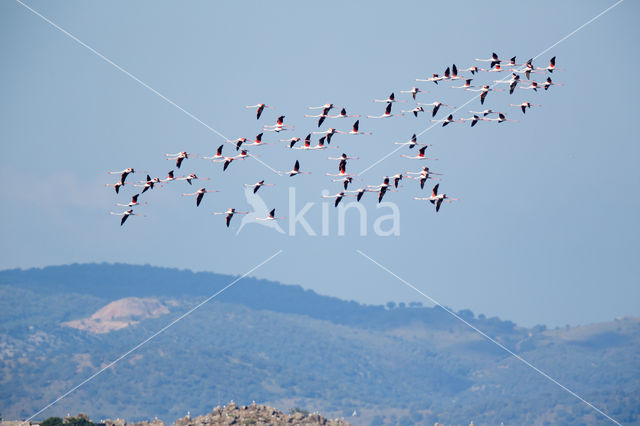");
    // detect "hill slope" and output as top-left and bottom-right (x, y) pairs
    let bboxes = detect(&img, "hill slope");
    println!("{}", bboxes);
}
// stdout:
(0, 264), (638, 425)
